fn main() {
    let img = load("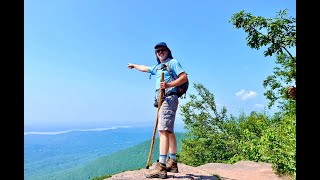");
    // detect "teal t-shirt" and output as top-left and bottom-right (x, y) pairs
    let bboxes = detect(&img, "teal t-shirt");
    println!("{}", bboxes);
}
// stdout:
(148, 58), (185, 94)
